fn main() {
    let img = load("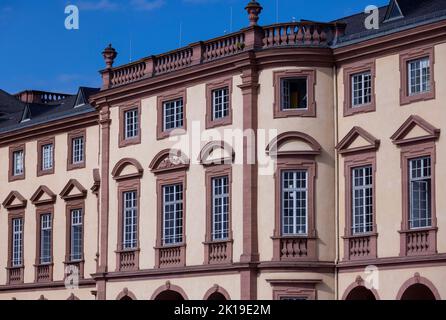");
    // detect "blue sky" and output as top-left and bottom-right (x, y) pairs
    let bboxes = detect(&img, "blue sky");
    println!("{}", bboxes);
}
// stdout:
(0, 0), (389, 94)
